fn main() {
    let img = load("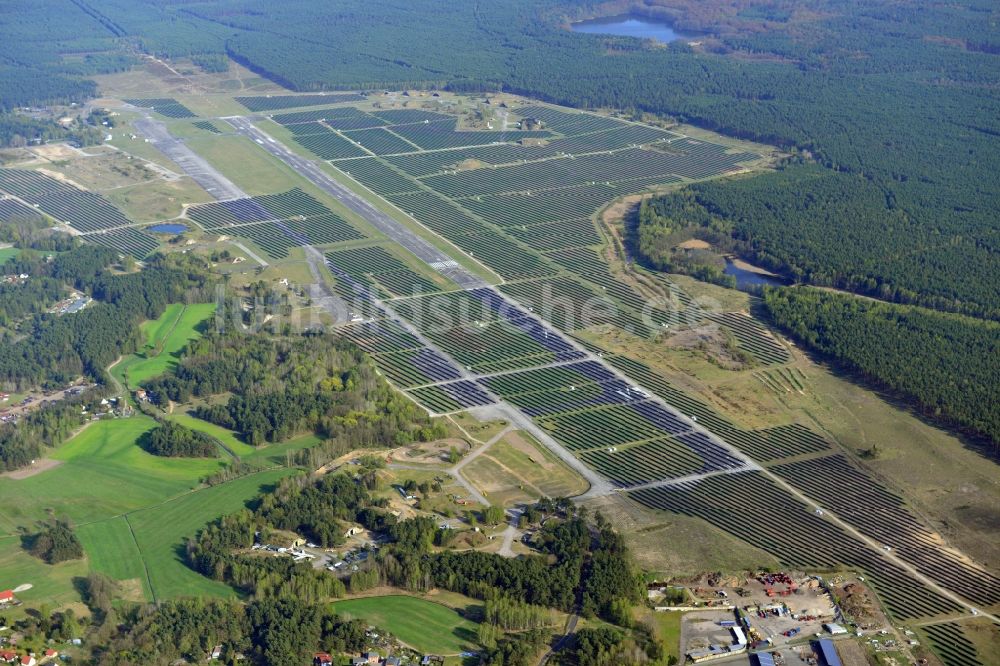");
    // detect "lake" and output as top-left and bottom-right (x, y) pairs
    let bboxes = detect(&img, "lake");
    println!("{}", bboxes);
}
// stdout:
(570, 14), (701, 44)
(724, 258), (785, 290)
(147, 223), (189, 234)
